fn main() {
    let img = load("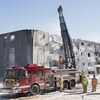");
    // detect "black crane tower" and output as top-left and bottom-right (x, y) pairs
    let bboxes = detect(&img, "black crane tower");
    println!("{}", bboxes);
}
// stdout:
(58, 5), (76, 69)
